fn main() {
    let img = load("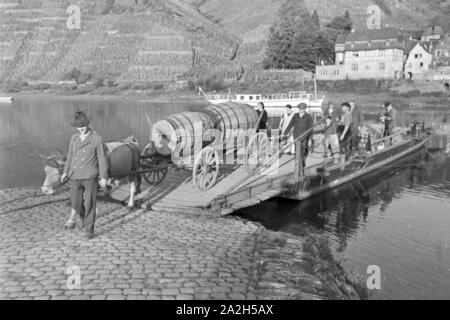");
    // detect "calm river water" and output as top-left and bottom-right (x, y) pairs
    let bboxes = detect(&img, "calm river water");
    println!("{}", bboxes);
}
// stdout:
(1, 95), (449, 300)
